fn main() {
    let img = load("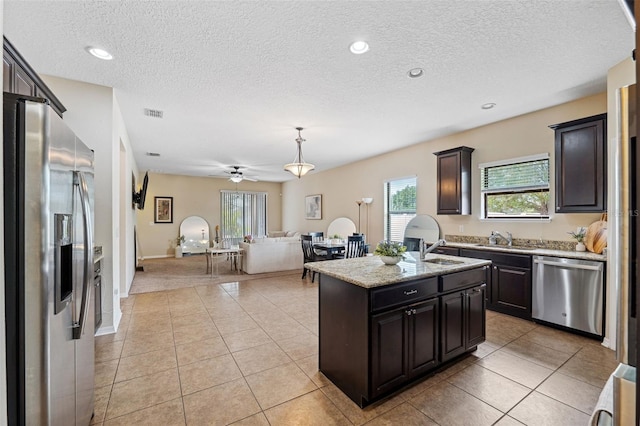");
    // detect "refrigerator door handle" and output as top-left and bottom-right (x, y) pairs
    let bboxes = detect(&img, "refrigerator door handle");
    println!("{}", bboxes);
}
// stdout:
(72, 171), (93, 340)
